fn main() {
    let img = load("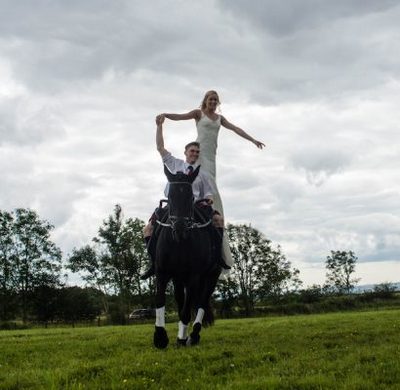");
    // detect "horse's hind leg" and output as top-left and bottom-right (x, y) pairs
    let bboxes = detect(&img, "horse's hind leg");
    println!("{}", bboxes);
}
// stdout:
(173, 280), (188, 346)
(153, 274), (170, 349)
